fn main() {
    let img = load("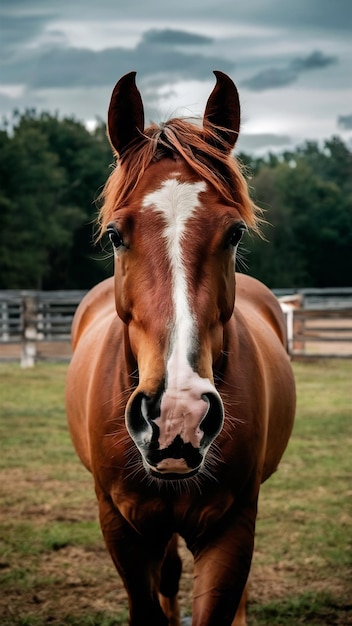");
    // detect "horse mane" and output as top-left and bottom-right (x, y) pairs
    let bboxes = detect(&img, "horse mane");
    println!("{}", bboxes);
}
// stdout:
(97, 118), (261, 238)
